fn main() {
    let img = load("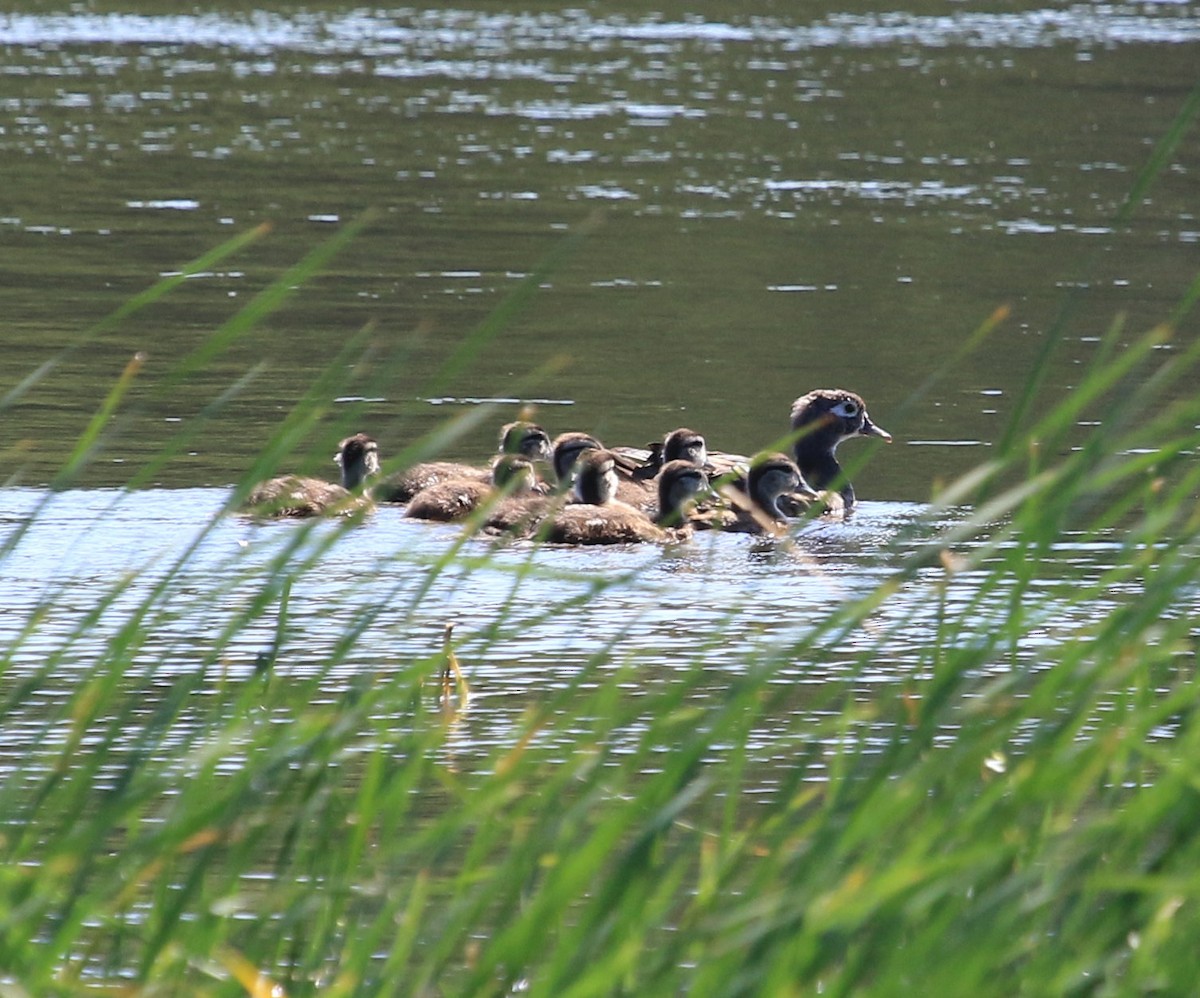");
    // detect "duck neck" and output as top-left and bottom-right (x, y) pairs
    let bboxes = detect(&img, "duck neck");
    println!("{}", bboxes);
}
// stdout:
(342, 458), (373, 491)
(656, 487), (686, 526)
(795, 445), (853, 507)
